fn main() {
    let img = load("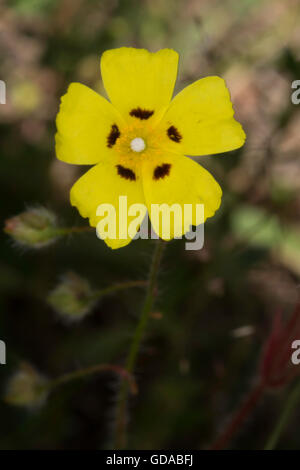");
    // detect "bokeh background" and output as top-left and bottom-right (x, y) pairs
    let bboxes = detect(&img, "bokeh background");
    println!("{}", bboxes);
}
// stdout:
(1, 0), (300, 450)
